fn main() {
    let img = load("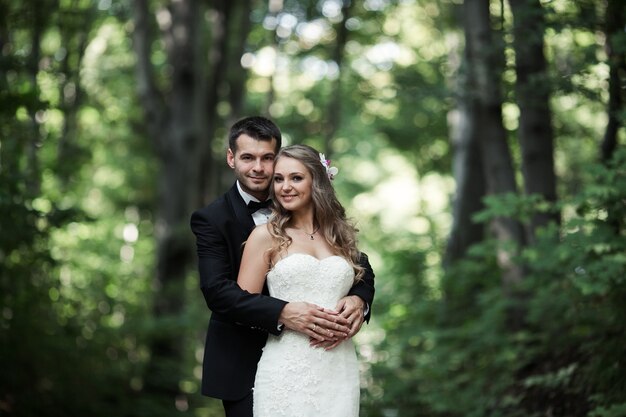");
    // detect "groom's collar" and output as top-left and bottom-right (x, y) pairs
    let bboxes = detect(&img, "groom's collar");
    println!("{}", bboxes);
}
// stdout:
(236, 181), (270, 205)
